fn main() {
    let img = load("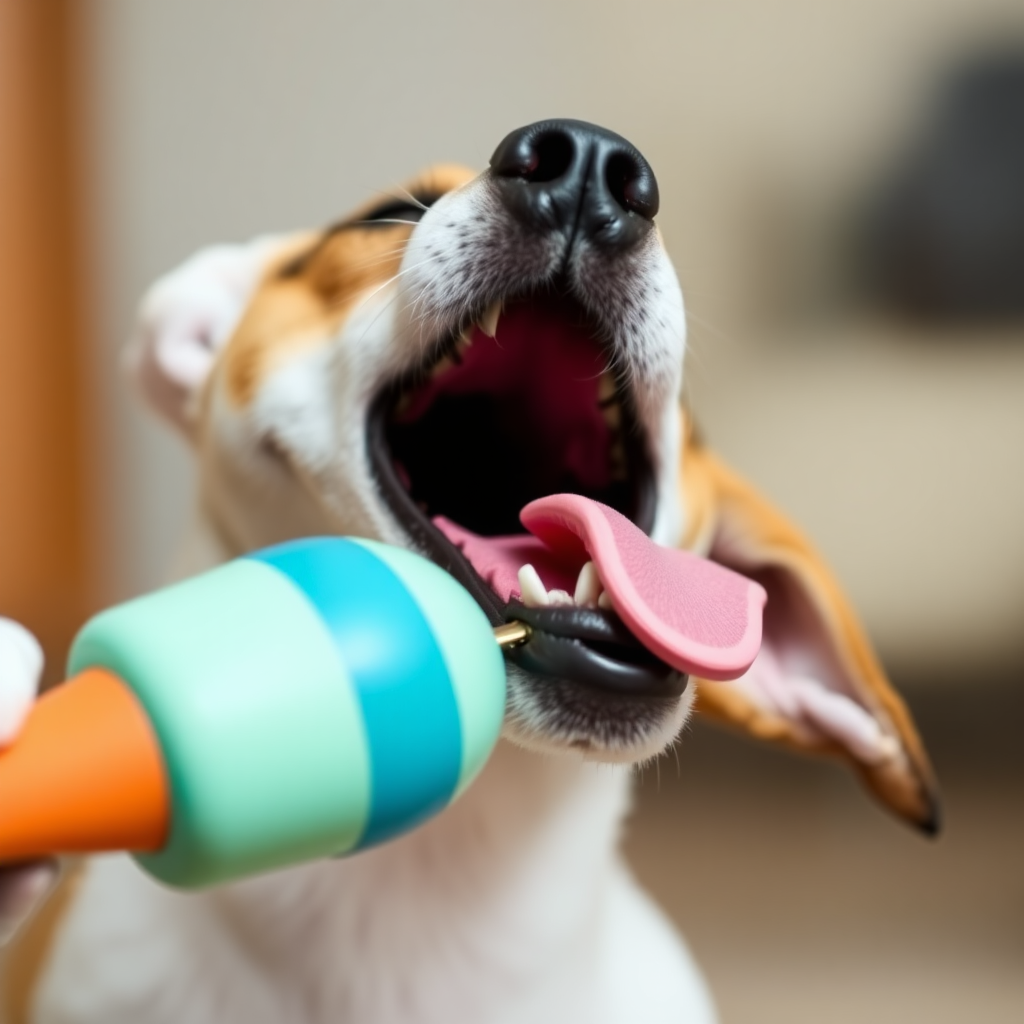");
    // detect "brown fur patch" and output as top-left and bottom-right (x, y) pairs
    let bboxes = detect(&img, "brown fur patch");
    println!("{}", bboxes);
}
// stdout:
(338, 164), (477, 225)
(679, 412), (717, 555)
(682, 441), (941, 830)
(221, 165), (477, 407)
